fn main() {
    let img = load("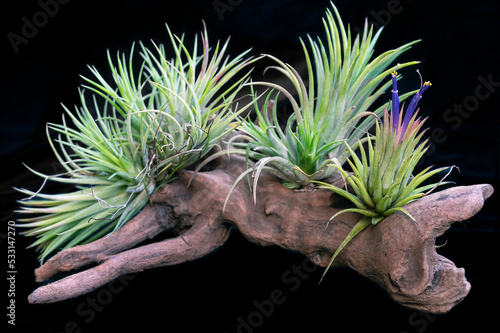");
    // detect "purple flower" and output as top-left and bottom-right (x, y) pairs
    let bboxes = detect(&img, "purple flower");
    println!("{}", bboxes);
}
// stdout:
(390, 69), (400, 130)
(390, 70), (431, 137)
